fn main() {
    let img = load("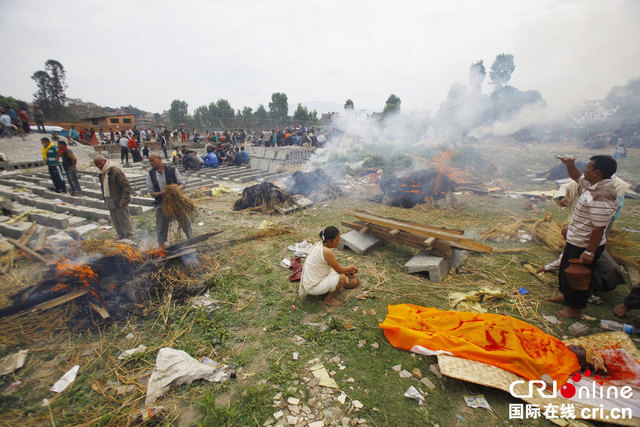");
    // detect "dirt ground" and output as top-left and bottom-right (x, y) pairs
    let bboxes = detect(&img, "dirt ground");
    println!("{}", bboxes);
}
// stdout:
(0, 139), (638, 426)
